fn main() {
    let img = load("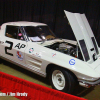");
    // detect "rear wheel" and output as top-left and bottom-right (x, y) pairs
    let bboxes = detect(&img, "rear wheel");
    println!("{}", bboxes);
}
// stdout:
(49, 67), (77, 94)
